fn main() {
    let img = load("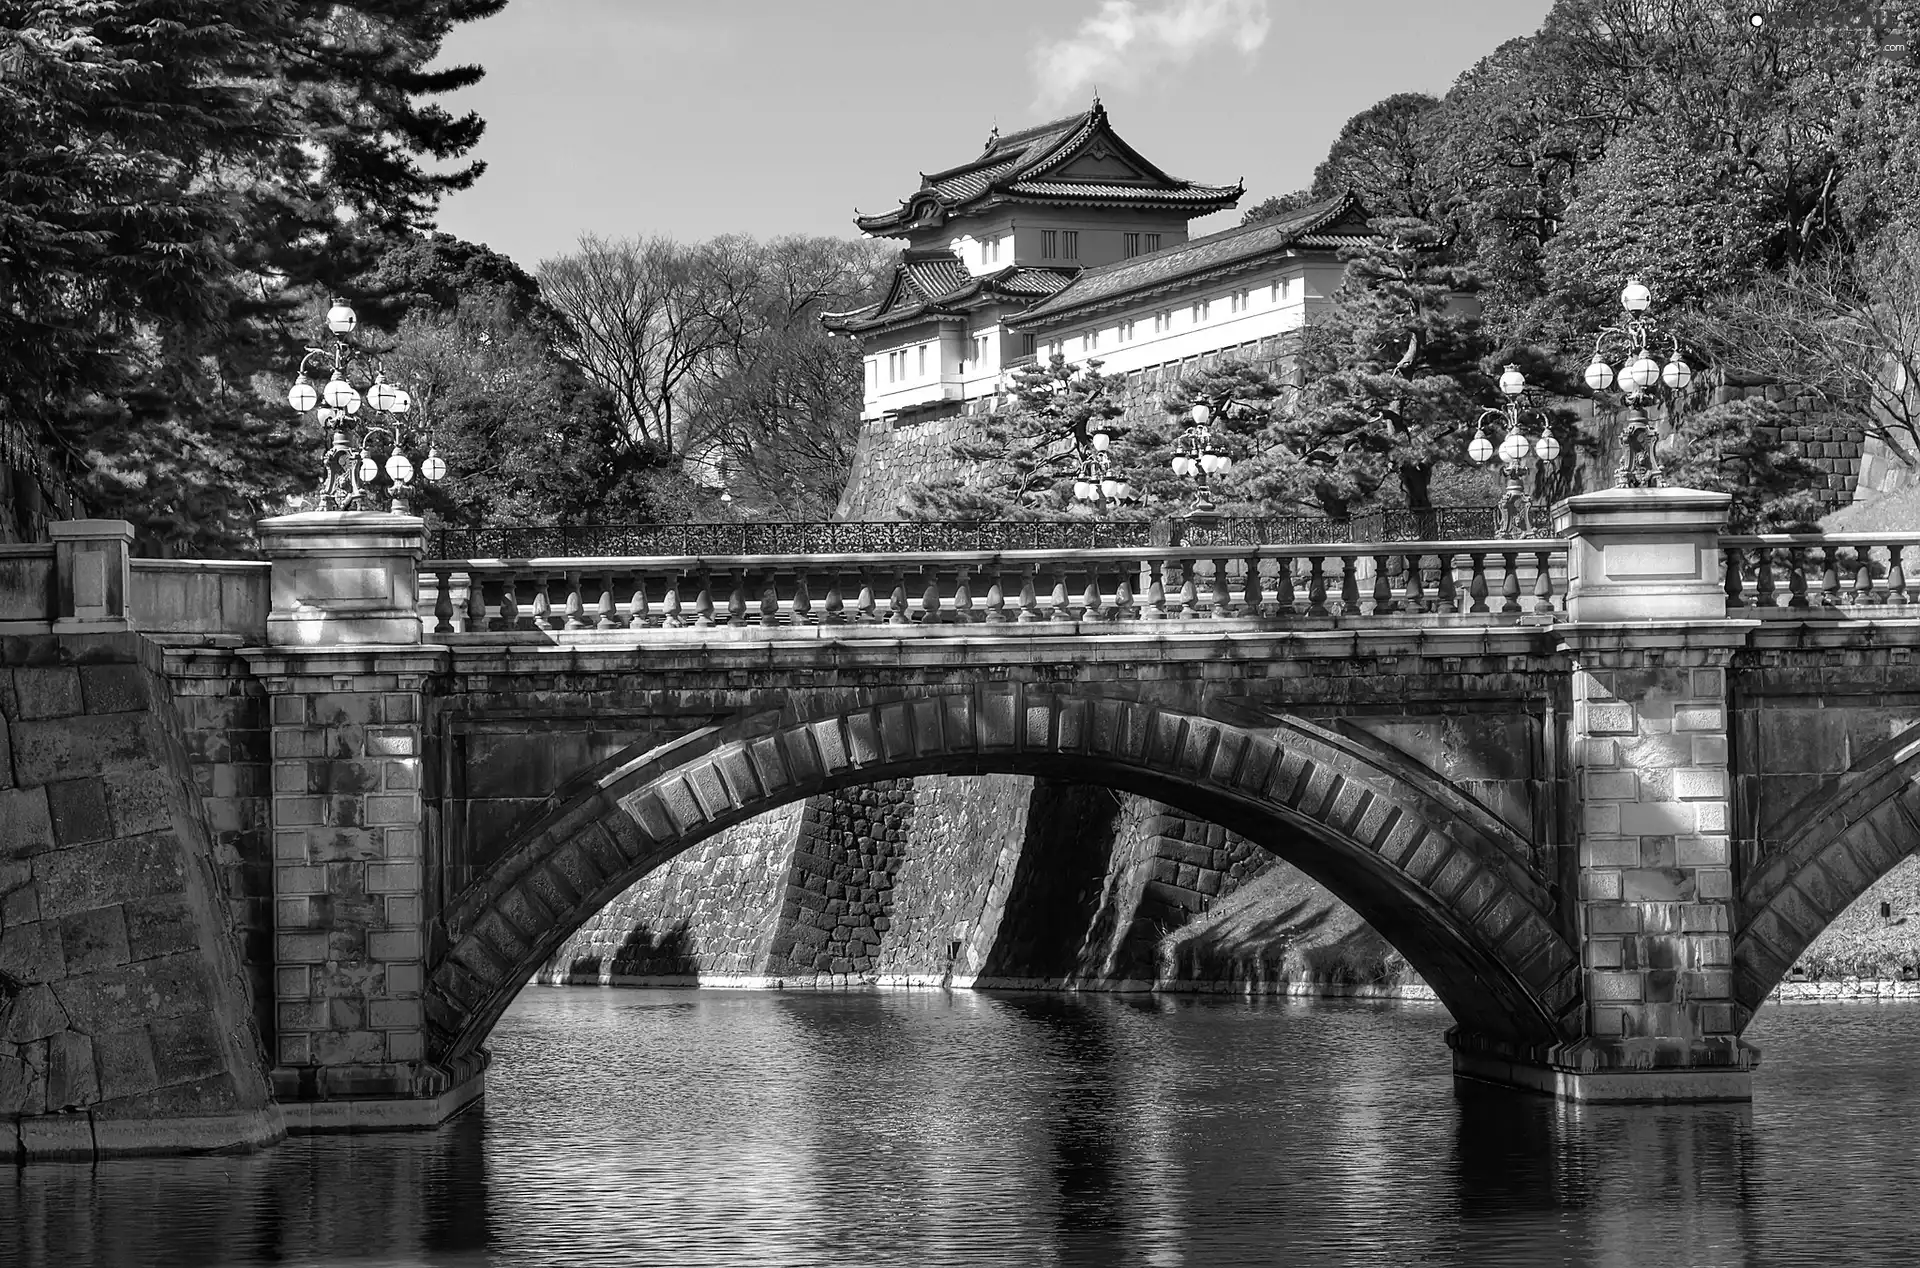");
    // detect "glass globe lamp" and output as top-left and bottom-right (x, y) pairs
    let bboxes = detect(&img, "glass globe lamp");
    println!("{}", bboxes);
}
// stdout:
(1622, 354), (1662, 391)
(385, 452), (414, 483)
(323, 378), (360, 412)
(1535, 433), (1562, 462)
(357, 456), (380, 483)
(1498, 365), (1527, 397)
(1468, 430), (1495, 463)
(1498, 430), (1531, 463)
(1190, 403), (1211, 426)
(367, 377), (402, 412)
(421, 449), (448, 482)
(1584, 360), (1614, 393)
(1662, 356), (1693, 390)
(1620, 279), (1651, 313)
(288, 377), (318, 412)
(327, 302), (358, 335)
